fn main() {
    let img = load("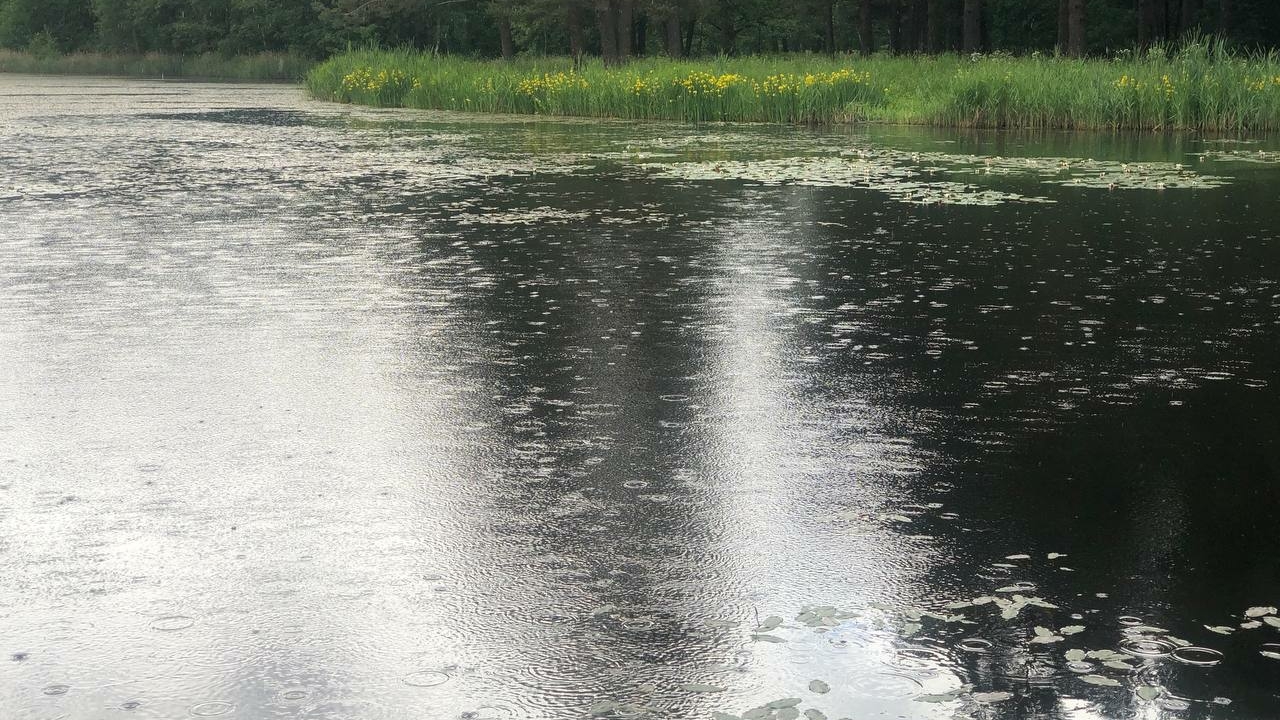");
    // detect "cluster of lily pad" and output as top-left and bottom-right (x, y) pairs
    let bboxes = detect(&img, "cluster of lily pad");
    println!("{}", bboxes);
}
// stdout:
(631, 139), (1232, 205)
(581, 544), (1280, 719)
